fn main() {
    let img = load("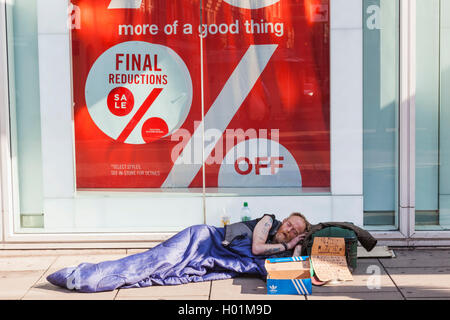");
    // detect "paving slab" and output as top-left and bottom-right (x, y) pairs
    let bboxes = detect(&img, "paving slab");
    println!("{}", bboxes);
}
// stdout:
(354, 258), (380, 264)
(312, 261), (398, 293)
(24, 254), (129, 300)
(0, 270), (46, 300)
(47, 254), (129, 270)
(126, 249), (150, 255)
(0, 249), (127, 257)
(210, 278), (306, 300)
(116, 295), (209, 300)
(307, 291), (404, 300)
(115, 281), (211, 299)
(385, 266), (450, 298)
(379, 249), (450, 268)
(406, 297), (450, 300)
(22, 283), (117, 300)
(0, 256), (57, 272)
